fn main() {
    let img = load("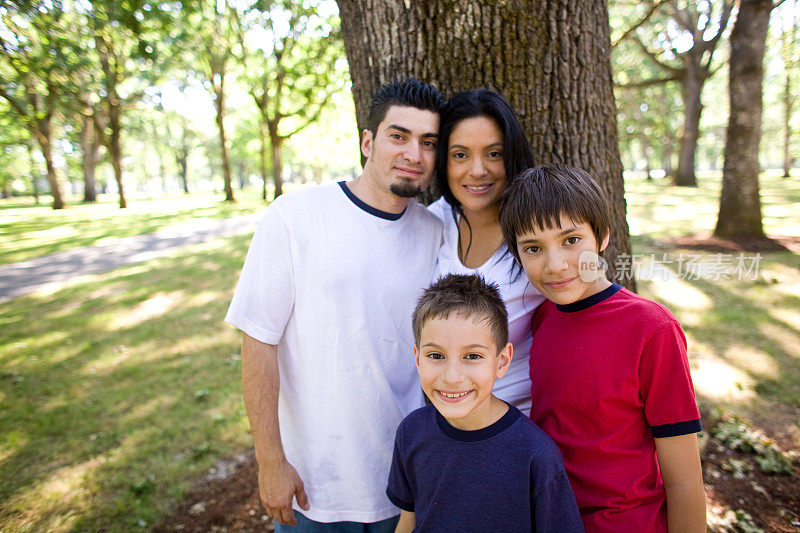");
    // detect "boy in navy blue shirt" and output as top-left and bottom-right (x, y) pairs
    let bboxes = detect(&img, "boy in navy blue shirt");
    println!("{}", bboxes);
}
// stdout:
(387, 274), (583, 532)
